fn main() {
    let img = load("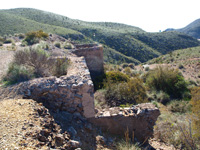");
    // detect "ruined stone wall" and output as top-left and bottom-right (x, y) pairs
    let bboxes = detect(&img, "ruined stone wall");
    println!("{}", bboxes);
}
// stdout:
(71, 44), (104, 78)
(0, 55), (95, 118)
(89, 103), (160, 143)
(0, 48), (161, 143)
